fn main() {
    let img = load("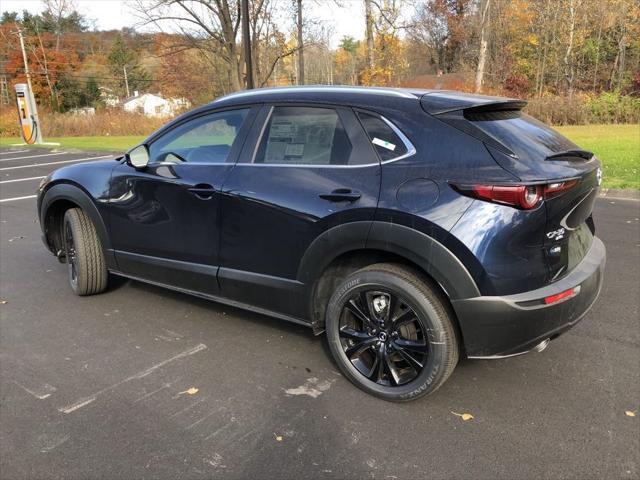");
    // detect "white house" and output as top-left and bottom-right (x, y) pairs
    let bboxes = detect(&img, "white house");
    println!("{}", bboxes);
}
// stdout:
(122, 92), (191, 118)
